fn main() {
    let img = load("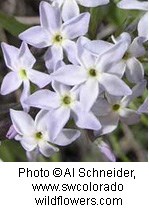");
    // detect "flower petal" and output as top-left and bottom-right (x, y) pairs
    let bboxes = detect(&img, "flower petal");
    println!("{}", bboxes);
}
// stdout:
(20, 137), (37, 152)
(53, 128), (80, 146)
(138, 12), (148, 40)
(0, 71), (22, 95)
(62, 0), (79, 22)
(27, 69), (51, 88)
(119, 108), (140, 125)
(98, 141), (116, 162)
(19, 26), (51, 48)
(40, 1), (62, 32)
(10, 109), (35, 135)
(38, 141), (59, 157)
(62, 12), (90, 39)
(121, 80), (147, 107)
(128, 36), (146, 58)
(20, 80), (30, 112)
(52, 65), (87, 85)
(78, 0), (109, 7)
(19, 42), (36, 68)
(63, 40), (78, 64)
(99, 73), (132, 96)
(117, 0), (148, 11)
(138, 98), (148, 114)
(125, 57), (144, 84)
(1, 42), (19, 70)
(80, 79), (99, 111)
(25, 89), (60, 109)
(47, 107), (70, 141)
(92, 97), (111, 116)
(35, 110), (49, 132)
